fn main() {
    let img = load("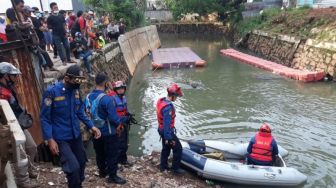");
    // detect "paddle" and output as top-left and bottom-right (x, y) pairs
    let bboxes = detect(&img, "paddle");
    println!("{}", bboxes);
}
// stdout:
(179, 138), (243, 158)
